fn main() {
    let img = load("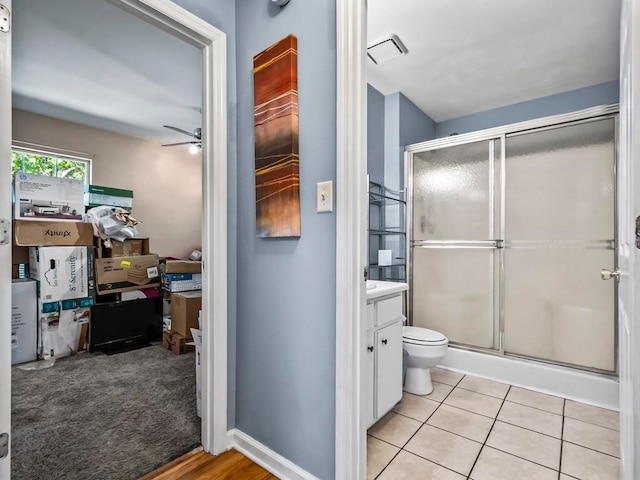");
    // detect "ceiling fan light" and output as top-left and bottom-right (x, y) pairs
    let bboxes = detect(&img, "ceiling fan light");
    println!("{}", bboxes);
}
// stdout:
(189, 144), (200, 155)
